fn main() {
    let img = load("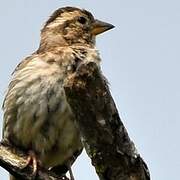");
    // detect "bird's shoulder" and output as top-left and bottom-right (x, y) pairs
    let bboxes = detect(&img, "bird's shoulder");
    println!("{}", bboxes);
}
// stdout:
(12, 48), (72, 74)
(14, 46), (100, 71)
